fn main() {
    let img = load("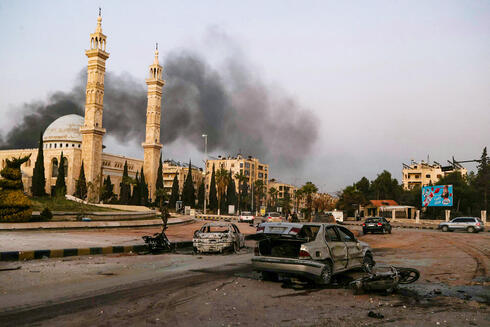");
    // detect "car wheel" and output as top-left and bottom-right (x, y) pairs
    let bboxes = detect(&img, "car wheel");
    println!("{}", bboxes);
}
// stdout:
(388, 227), (392, 234)
(362, 229), (367, 235)
(261, 271), (278, 282)
(233, 242), (239, 253)
(318, 261), (333, 285)
(362, 254), (375, 273)
(381, 227), (386, 234)
(442, 226), (449, 232)
(467, 226), (475, 233)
